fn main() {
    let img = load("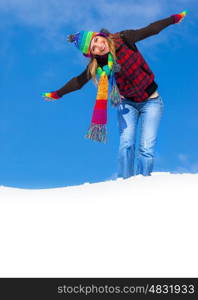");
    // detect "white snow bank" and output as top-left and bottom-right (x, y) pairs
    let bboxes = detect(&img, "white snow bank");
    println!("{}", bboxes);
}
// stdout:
(0, 172), (197, 277)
